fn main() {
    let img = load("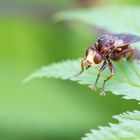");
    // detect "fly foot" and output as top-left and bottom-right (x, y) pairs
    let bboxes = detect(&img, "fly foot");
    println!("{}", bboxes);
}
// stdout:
(93, 84), (97, 91)
(100, 90), (106, 96)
